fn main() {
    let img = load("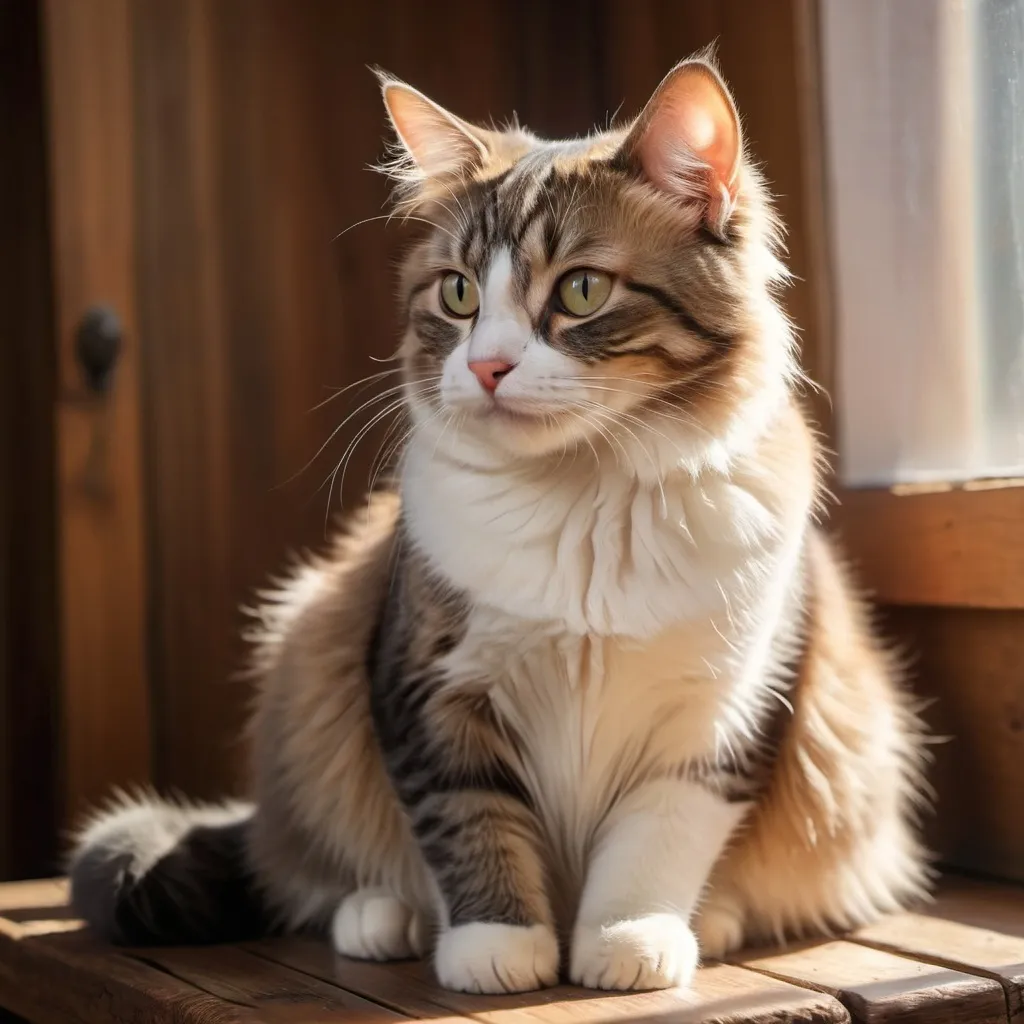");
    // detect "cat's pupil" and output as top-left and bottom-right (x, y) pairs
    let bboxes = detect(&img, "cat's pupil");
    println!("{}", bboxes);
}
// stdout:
(582, 274), (589, 301)
(456, 276), (465, 302)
